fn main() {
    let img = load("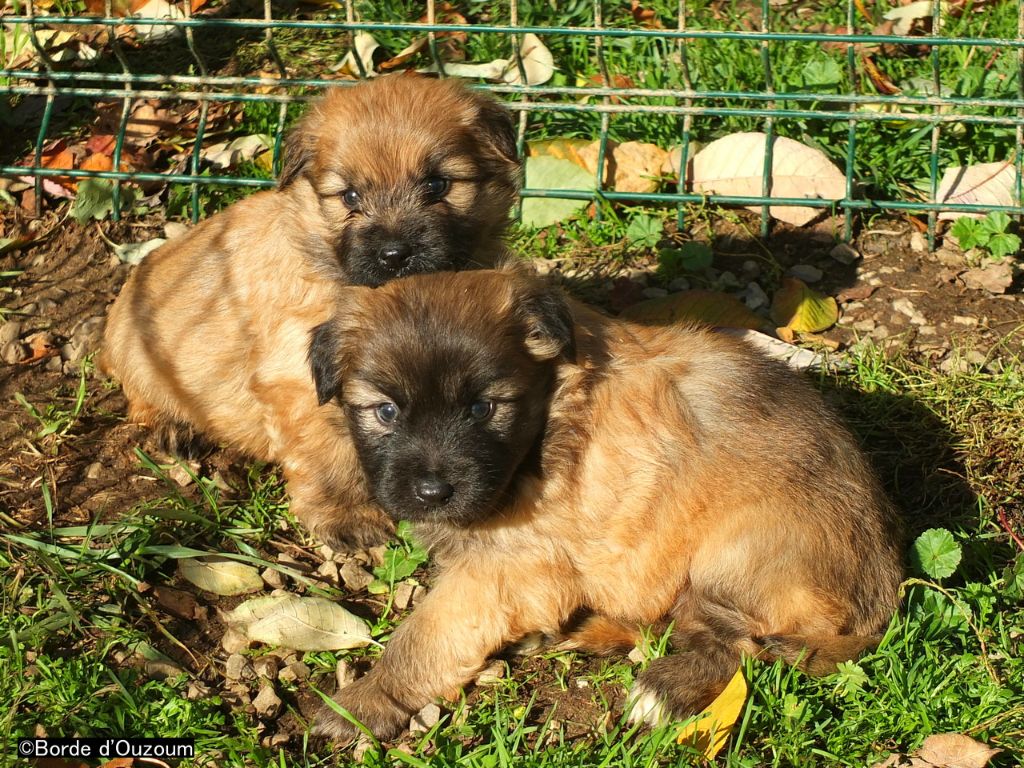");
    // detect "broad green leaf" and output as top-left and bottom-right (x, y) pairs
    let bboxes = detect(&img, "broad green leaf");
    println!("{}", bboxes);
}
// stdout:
(676, 666), (746, 758)
(911, 527), (962, 580)
(659, 242), (713, 275)
(520, 156), (595, 229)
(70, 179), (116, 223)
(1002, 557), (1024, 600)
(178, 556), (264, 595)
(978, 211), (1011, 236)
(833, 661), (869, 697)
(985, 232), (1020, 260)
(950, 217), (986, 250)
(622, 289), (767, 330)
(770, 277), (839, 333)
(625, 214), (663, 248)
